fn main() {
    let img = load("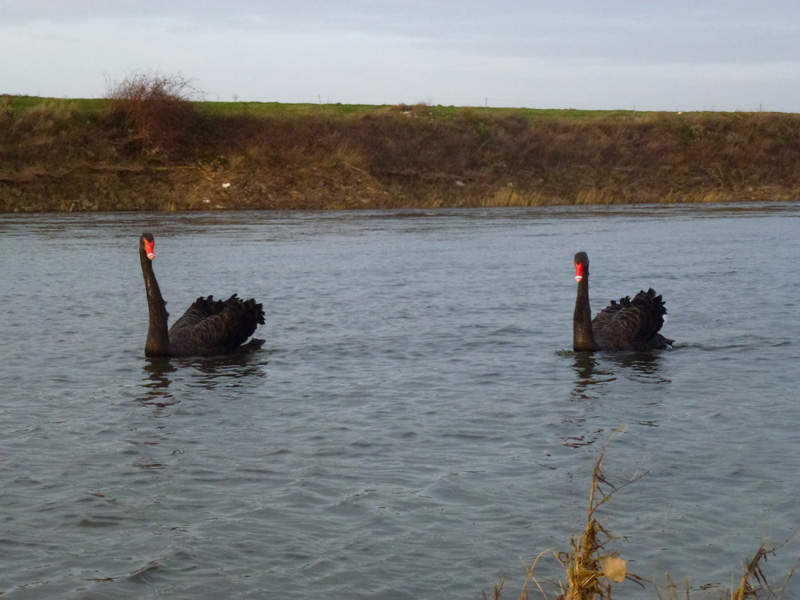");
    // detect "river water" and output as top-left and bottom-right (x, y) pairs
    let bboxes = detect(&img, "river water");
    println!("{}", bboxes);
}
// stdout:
(1, 203), (799, 599)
